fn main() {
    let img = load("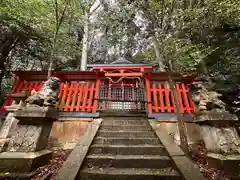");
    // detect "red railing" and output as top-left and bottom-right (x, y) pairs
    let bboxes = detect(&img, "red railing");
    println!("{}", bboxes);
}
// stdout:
(58, 81), (100, 112)
(0, 71), (103, 113)
(0, 80), (100, 113)
(148, 82), (196, 113)
(1, 71), (196, 114)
